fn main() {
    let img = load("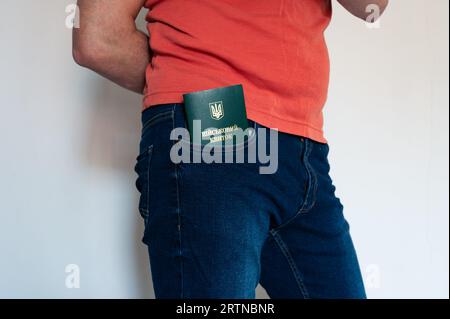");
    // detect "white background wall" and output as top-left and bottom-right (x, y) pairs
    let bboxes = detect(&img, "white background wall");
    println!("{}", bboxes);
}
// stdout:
(0, 0), (448, 299)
